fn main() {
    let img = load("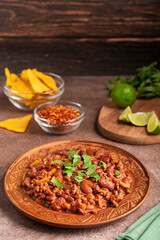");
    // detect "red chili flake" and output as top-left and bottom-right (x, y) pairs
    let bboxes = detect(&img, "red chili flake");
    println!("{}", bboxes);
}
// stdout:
(38, 105), (81, 126)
